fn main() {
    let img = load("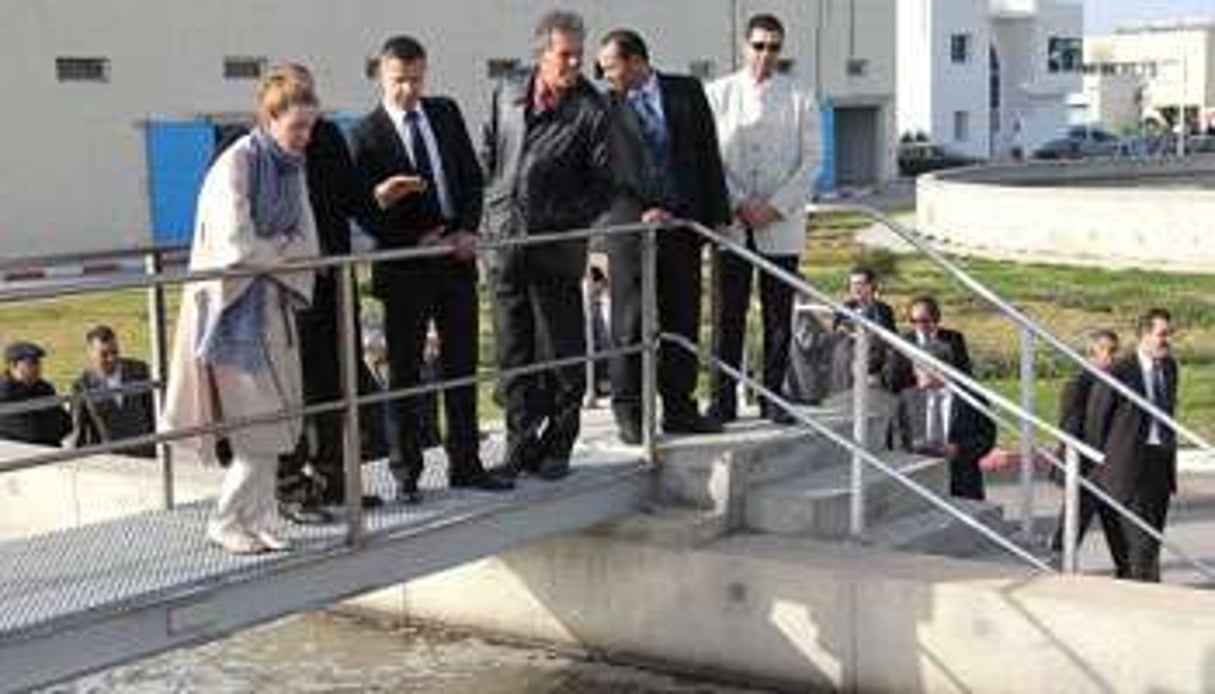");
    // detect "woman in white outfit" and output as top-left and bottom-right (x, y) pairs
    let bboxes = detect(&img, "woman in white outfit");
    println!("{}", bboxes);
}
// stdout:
(163, 68), (320, 555)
